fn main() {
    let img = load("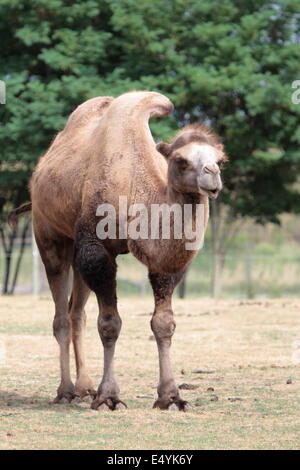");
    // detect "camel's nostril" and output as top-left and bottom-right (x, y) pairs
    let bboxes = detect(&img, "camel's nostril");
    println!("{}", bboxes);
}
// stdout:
(203, 164), (219, 175)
